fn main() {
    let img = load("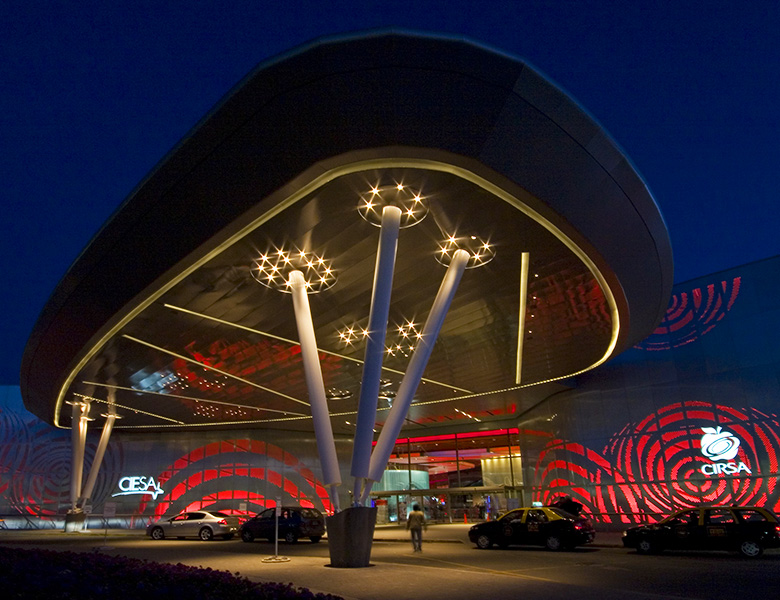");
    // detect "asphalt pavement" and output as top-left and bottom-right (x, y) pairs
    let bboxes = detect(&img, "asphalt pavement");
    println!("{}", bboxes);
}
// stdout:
(0, 524), (650, 600)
